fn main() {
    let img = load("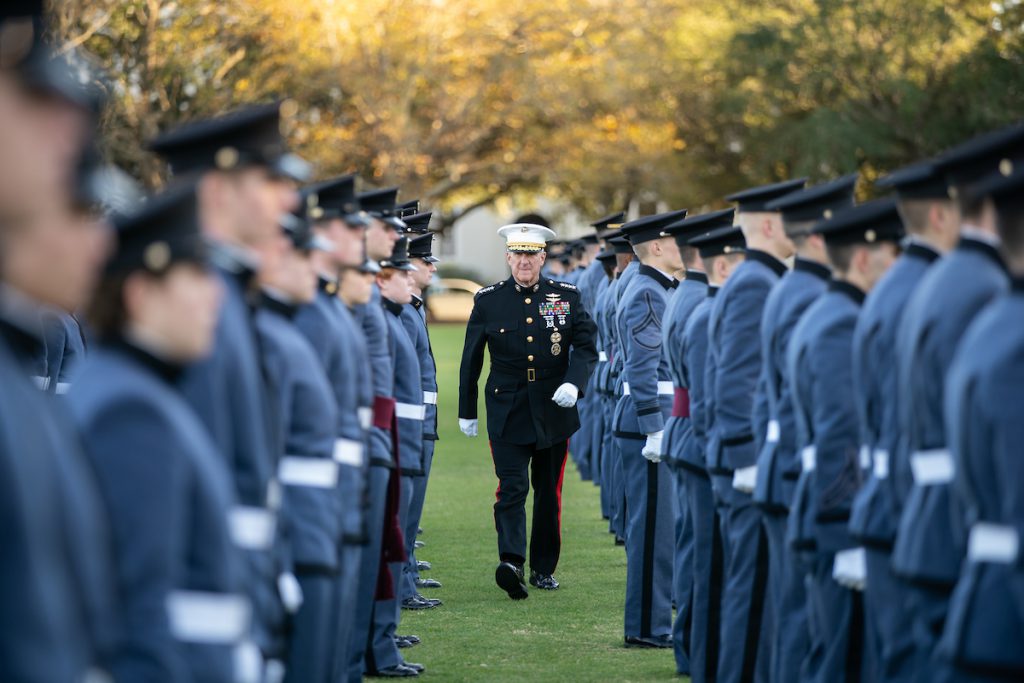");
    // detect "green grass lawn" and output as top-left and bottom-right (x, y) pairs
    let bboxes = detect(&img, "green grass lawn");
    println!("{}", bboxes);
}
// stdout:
(399, 323), (684, 682)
